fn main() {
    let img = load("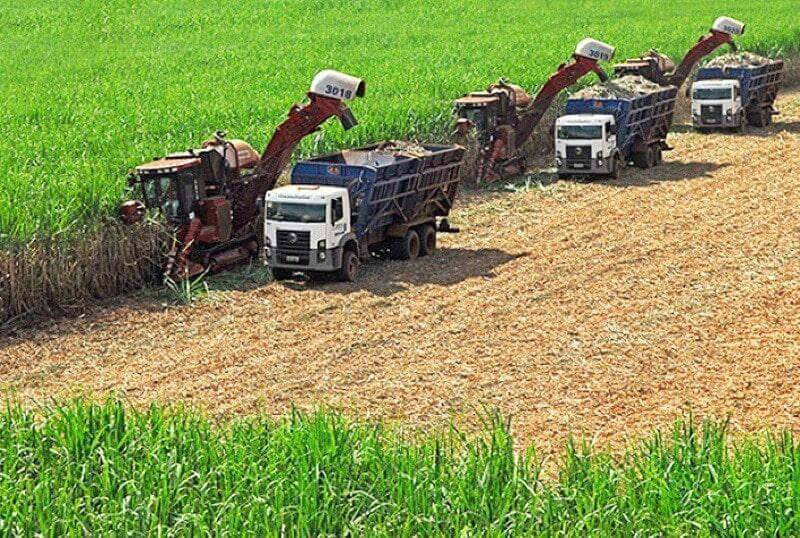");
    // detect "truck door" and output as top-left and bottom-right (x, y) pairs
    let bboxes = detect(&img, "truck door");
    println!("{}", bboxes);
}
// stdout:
(605, 121), (616, 155)
(331, 197), (347, 240)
